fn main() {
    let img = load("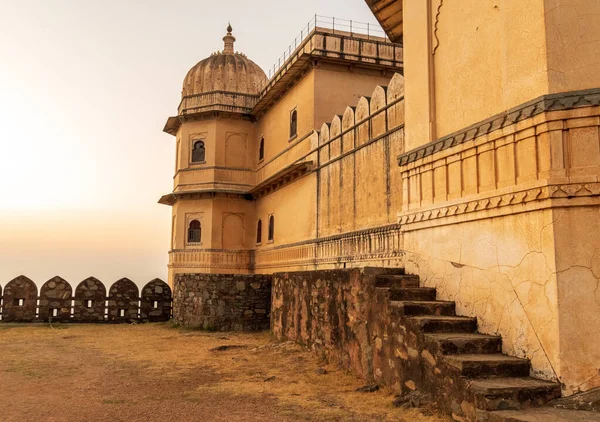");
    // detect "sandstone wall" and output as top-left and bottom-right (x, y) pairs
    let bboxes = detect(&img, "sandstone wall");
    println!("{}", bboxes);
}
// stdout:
(173, 273), (272, 331)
